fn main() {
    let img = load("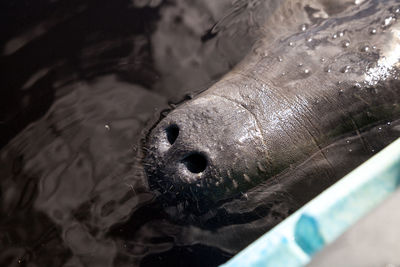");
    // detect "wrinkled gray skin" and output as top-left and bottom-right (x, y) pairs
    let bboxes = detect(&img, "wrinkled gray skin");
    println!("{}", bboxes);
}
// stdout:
(145, 0), (400, 208)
